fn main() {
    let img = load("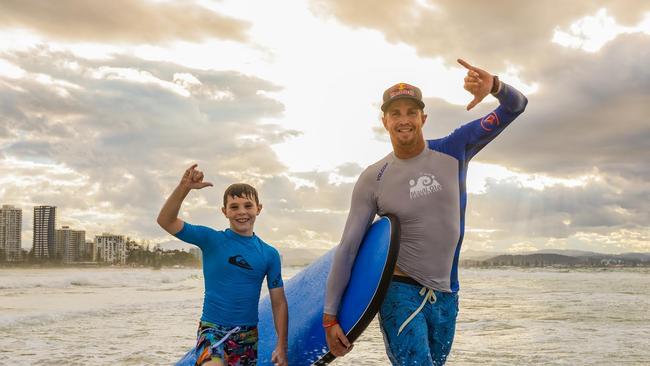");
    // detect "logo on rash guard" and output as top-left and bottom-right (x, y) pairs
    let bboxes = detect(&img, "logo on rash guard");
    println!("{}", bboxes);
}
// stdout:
(271, 274), (282, 287)
(480, 112), (500, 132)
(228, 255), (253, 270)
(409, 173), (442, 199)
(377, 162), (388, 181)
